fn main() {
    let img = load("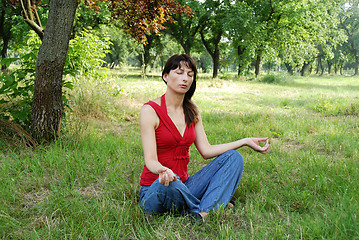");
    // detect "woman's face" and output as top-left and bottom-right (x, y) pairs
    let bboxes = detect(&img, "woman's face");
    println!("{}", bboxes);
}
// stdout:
(163, 62), (194, 95)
